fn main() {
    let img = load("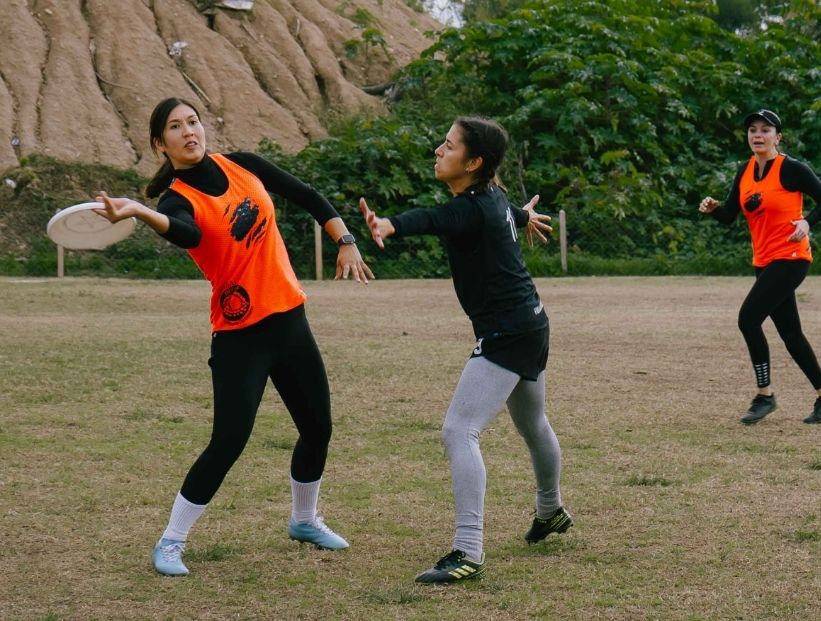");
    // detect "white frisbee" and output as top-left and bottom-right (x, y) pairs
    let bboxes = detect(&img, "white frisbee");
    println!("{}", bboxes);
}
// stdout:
(46, 202), (136, 250)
